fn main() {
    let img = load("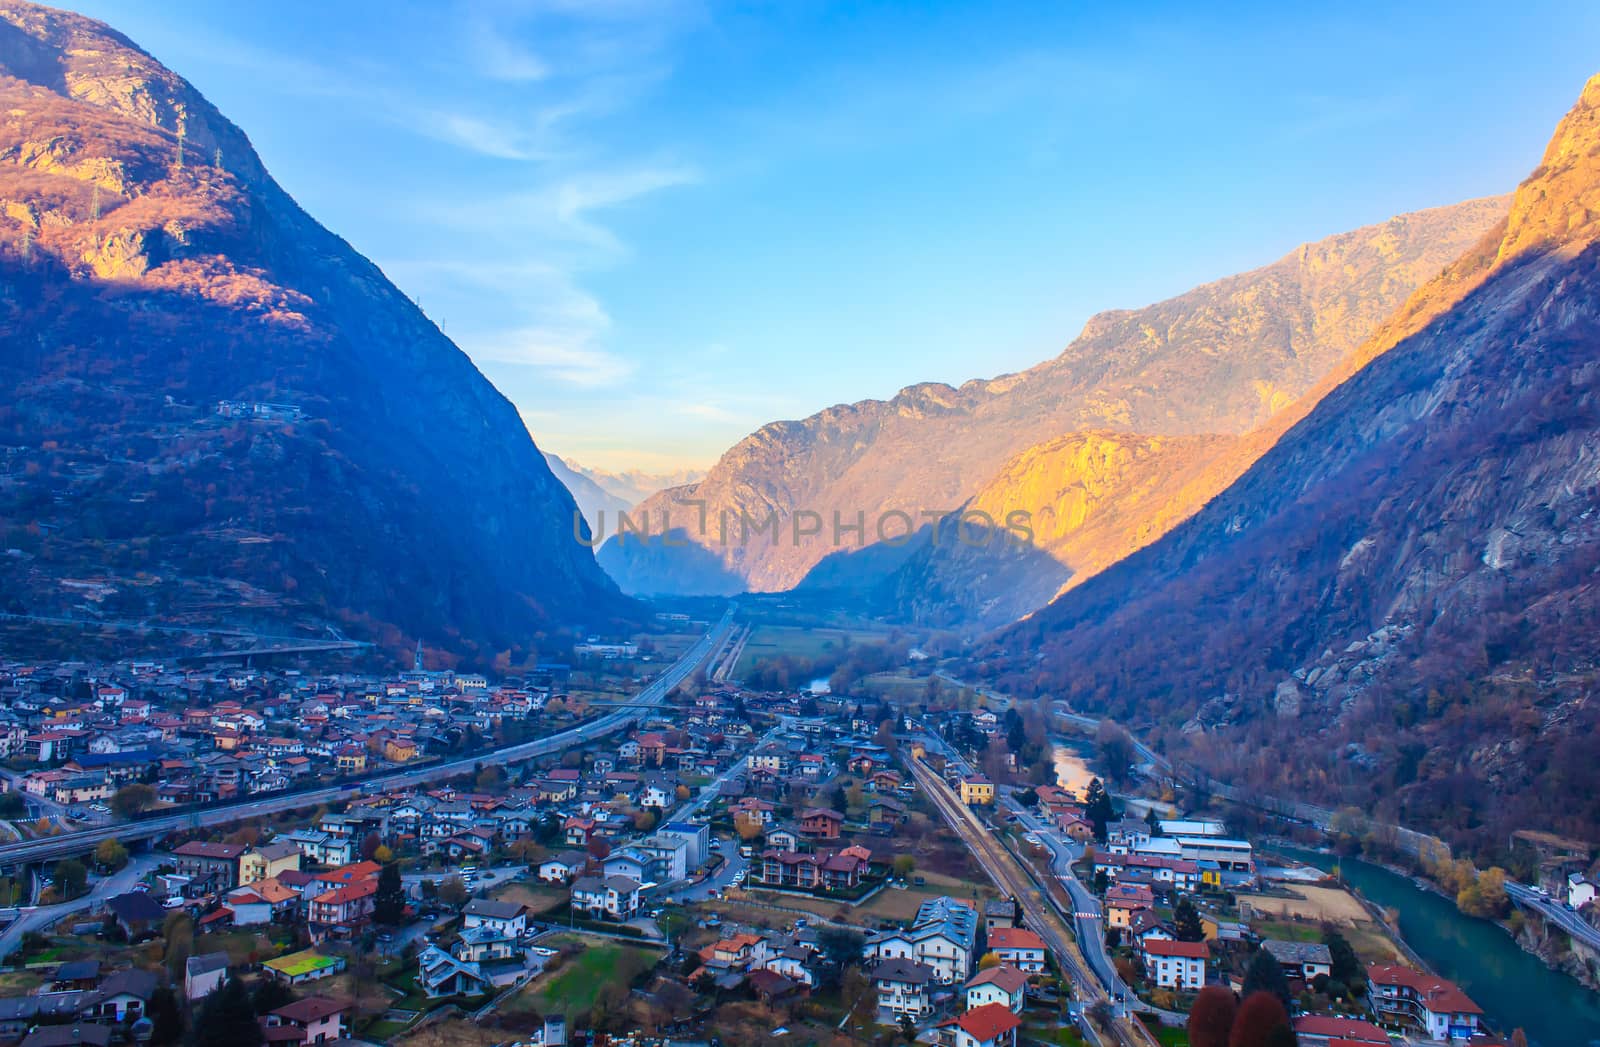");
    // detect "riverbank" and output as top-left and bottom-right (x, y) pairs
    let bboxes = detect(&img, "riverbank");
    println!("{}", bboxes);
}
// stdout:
(1280, 846), (1600, 1047)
